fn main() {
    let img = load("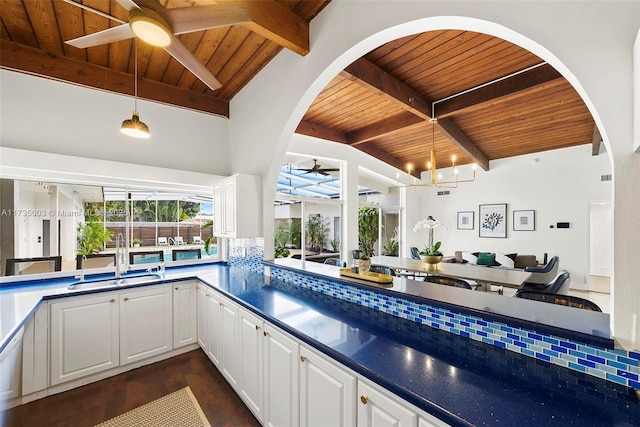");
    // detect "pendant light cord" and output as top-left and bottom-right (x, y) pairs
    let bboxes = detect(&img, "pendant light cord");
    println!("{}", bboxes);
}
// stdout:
(134, 39), (138, 112)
